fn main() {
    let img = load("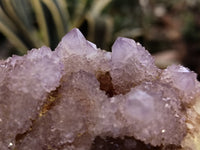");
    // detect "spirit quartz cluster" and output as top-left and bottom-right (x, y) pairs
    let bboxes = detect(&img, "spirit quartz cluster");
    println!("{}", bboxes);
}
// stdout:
(0, 28), (200, 150)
